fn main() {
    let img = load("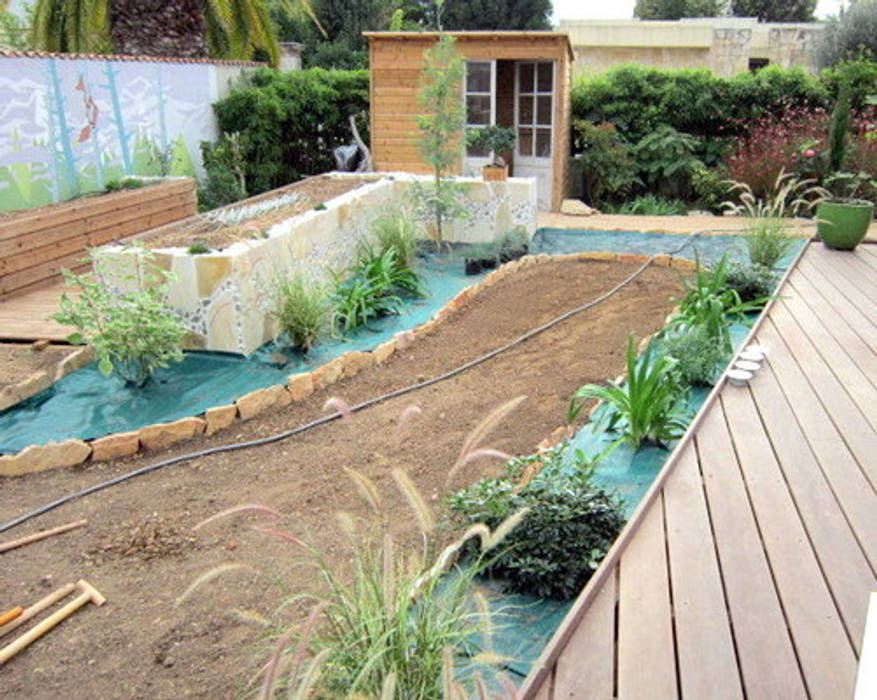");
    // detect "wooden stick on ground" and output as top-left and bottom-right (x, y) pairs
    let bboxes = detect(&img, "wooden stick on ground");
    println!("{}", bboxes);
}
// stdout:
(0, 519), (87, 554)
(0, 583), (76, 638)
(0, 580), (105, 665)
(0, 608), (22, 626)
